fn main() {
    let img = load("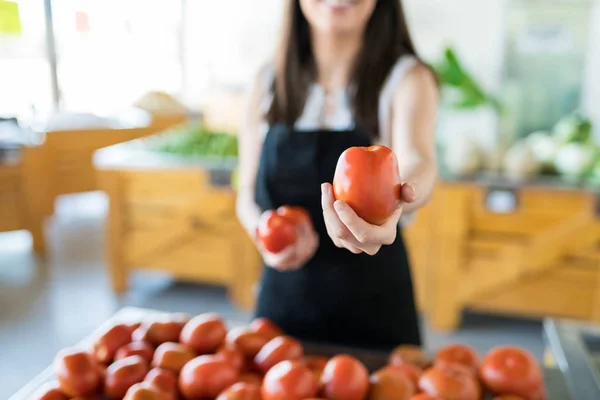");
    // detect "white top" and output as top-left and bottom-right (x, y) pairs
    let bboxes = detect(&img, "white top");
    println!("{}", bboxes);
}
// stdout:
(261, 55), (418, 148)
